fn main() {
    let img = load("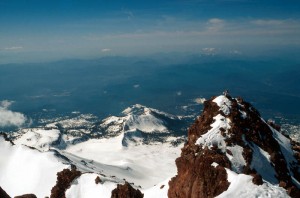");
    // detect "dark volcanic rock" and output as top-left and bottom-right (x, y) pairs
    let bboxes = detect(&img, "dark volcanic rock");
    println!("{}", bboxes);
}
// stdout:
(168, 94), (300, 198)
(95, 176), (102, 184)
(251, 173), (263, 185)
(0, 186), (11, 198)
(169, 147), (230, 198)
(50, 167), (81, 198)
(14, 194), (37, 198)
(111, 182), (144, 198)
